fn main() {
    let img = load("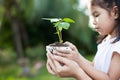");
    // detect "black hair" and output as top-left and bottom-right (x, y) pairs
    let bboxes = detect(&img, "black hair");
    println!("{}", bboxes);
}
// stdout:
(90, 0), (120, 44)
